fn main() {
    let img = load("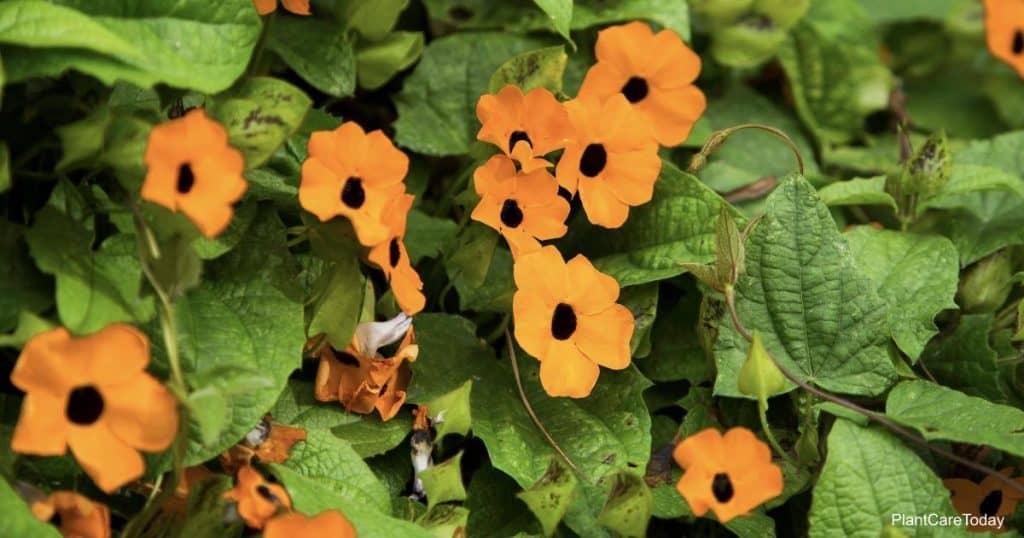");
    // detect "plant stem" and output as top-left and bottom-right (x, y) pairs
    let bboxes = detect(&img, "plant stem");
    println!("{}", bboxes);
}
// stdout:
(724, 289), (1024, 496)
(756, 399), (798, 468)
(690, 124), (805, 177)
